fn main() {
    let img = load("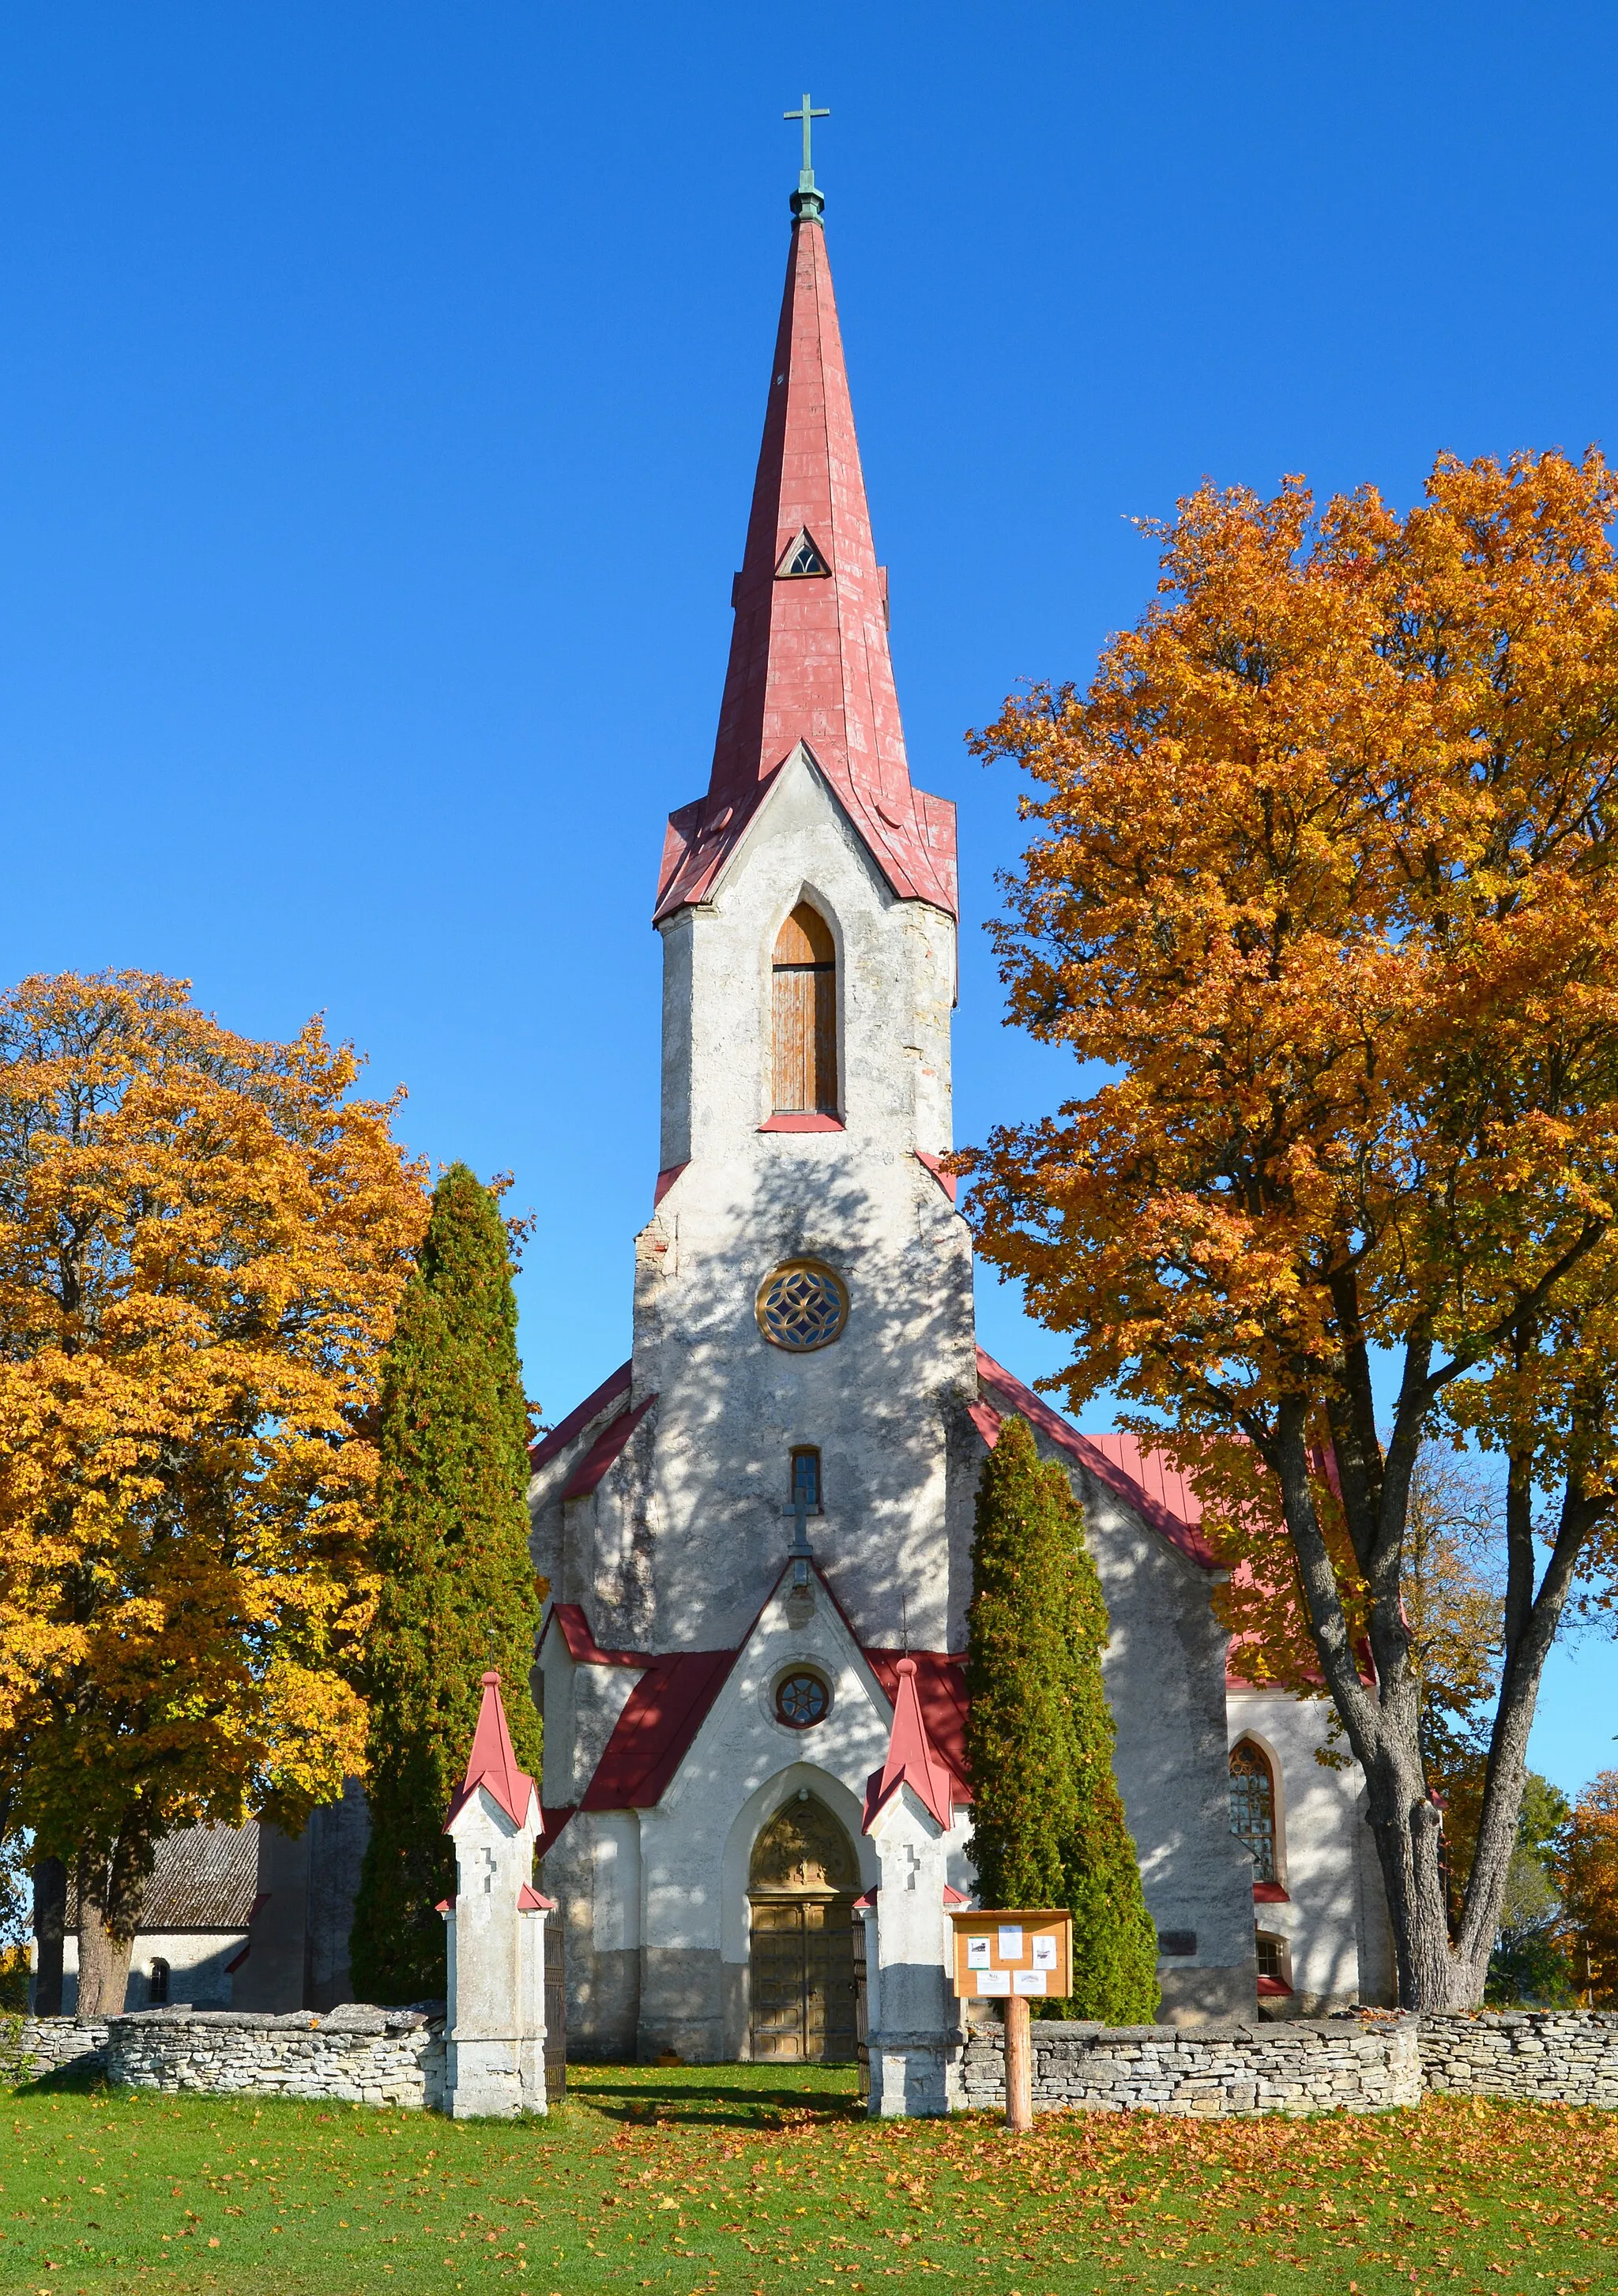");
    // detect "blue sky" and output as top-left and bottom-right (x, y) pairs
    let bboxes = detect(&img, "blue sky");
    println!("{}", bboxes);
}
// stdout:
(2, 2), (1614, 1791)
